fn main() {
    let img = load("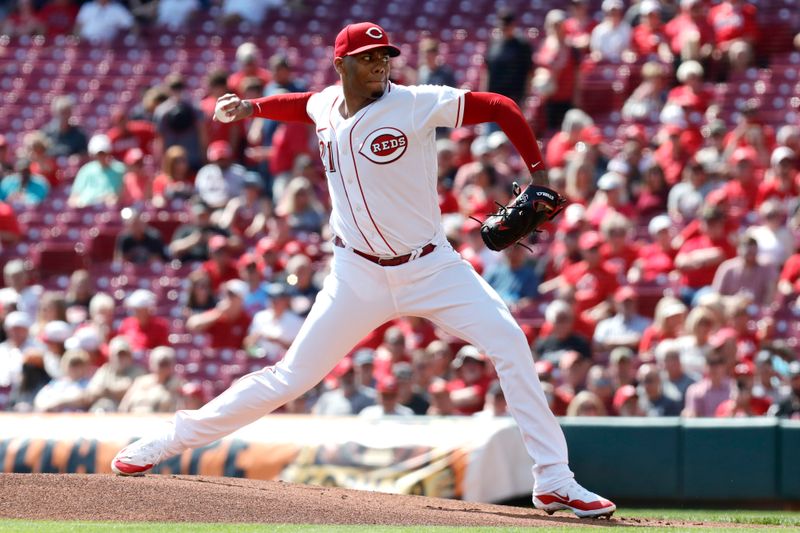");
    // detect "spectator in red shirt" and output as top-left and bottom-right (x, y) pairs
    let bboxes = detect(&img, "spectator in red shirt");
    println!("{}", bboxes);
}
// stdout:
(664, 0), (715, 61)
(120, 149), (152, 205)
(639, 297), (687, 356)
(561, 231), (619, 323)
(117, 289), (169, 351)
(634, 162), (670, 221)
(545, 109), (593, 169)
(715, 372), (771, 417)
(722, 147), (762, 219)
(667, 60), (714, 116)
(654, 124), (691, 186)
(200, 70), (244, 154)
(723, 100), (775, 164)
(756, 147), (798, 209)
(675, 207), (737, 304)
(39, 0), (79, 37)
(202, 235), (239, 292)
(631, 215), (677, 283)
(0, 0), (44, 37)
(535, 9), (579, 131)
(708, 0), (758, 53)
(0, 200), (22, 245)
(599, 212), (639, 280)
(228, 43), (271, 96)
(586, 172), (636, 227)
(395, 317), (438, 351)
(106, 108), (156, 161)
(186, 279), (252, 349)
(631, 0), (669, 58)
(777, 248), (800, 297)
(446, 345), (493, 415)
(563, 0), (597, 51)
